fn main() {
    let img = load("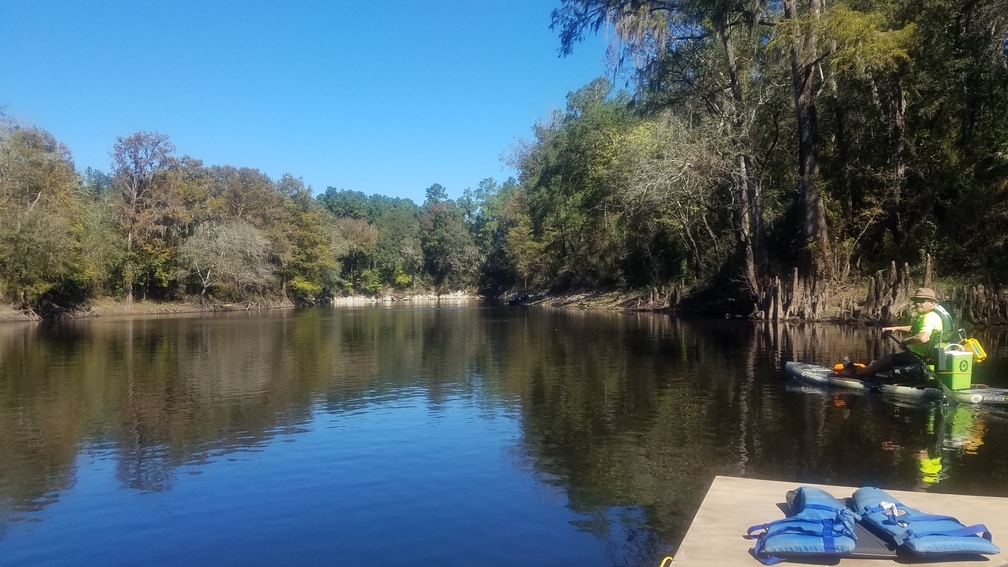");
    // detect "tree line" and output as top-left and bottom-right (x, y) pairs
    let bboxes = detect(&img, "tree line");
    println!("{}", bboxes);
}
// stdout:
(2, 0), (1006, 317)
(541, 0), (1007, 317)
(0, 120), (519, 315)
